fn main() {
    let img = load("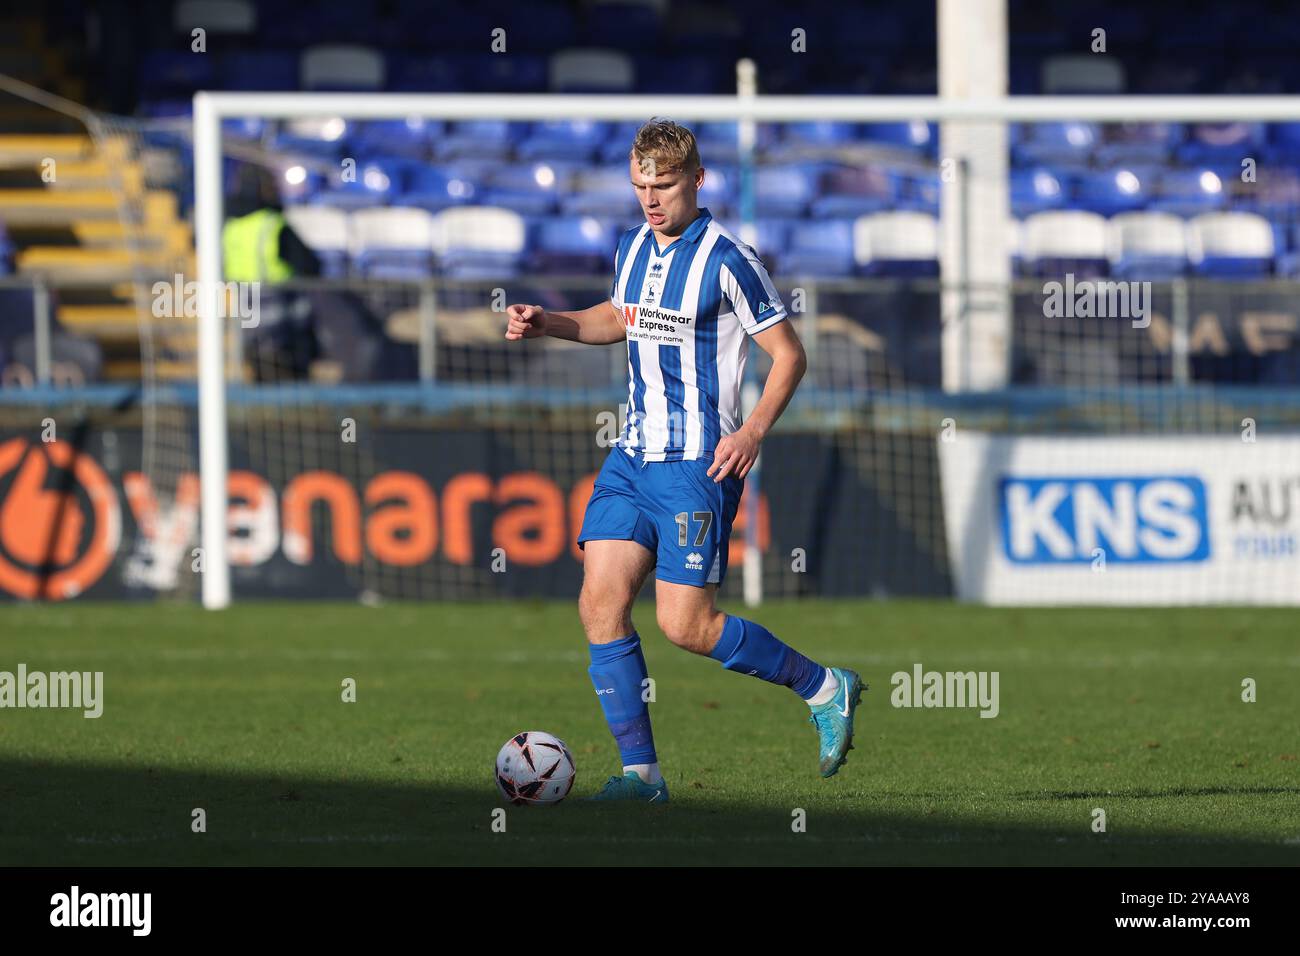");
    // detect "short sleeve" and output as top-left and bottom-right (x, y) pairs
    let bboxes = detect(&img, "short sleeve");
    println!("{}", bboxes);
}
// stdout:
(720, 242), (787, 335)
